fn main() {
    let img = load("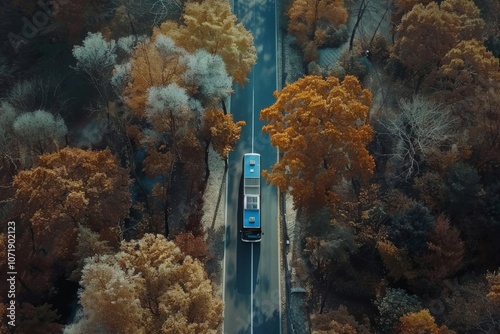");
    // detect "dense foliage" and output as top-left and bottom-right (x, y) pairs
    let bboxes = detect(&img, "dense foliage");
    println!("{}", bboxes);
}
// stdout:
(0, 0), (499, 332)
